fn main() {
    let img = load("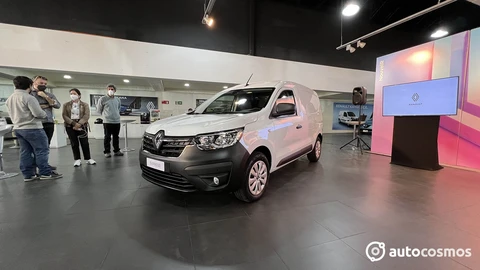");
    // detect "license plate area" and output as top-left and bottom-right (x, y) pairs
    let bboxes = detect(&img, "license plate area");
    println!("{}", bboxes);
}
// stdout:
(146, 158), (165, 172)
